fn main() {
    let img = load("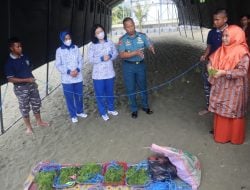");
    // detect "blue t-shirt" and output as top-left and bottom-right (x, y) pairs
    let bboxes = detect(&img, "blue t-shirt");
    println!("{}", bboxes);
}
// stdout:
(4, 54), (33, 79)
(118, 32), (152, 62)
(207, 28), (223, 56)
